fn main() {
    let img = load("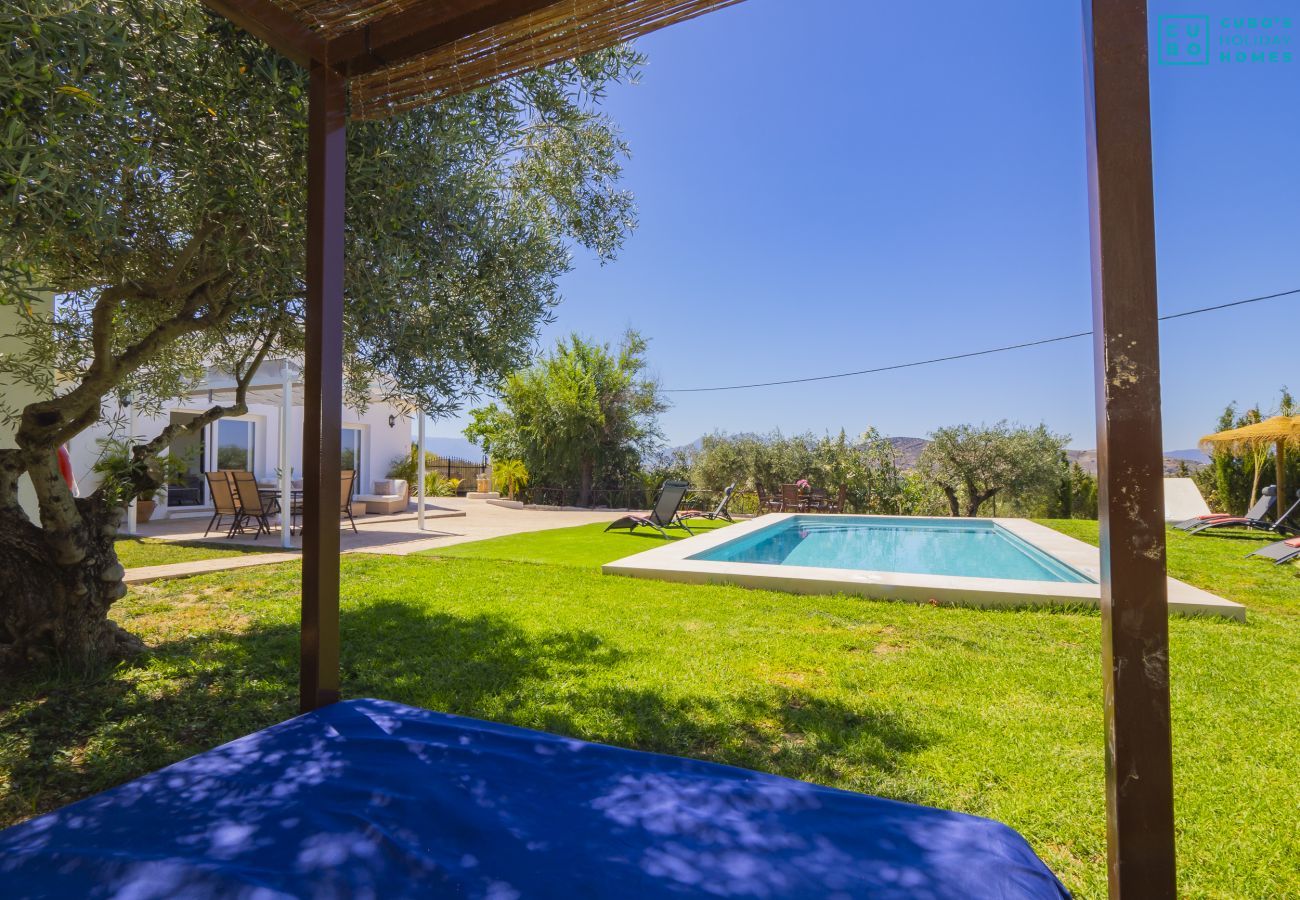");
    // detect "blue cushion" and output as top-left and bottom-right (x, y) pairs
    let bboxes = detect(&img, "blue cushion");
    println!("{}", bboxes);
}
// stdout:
(0, 698), (1069, 898)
